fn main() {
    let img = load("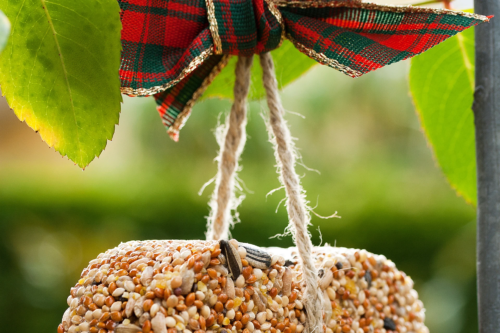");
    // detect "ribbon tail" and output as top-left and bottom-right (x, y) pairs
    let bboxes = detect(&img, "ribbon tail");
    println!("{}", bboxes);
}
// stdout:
(154, 54), (230, 141)
(281, 4), (490, 77)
